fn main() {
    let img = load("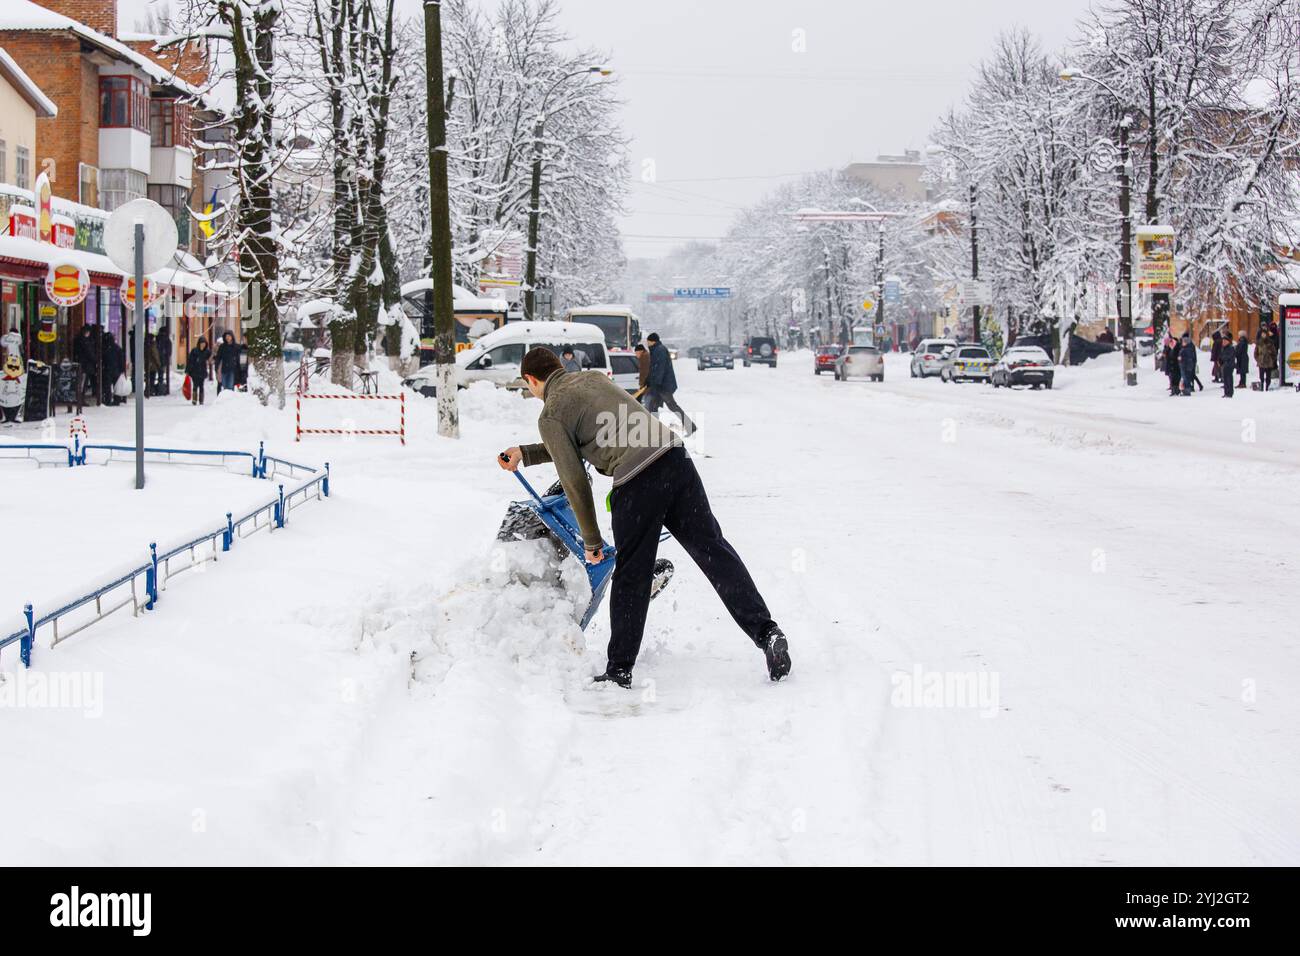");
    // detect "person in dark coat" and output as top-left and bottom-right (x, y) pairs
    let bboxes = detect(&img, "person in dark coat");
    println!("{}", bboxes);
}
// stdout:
(155, 321), (172, 395)
(186, 336), (212, 406)
(102, 332), (125, 406)
(214, 331), (240, 394)
(1163, 336), (1182, 396)
(1178, 334), (1198, 396)
(1210, 330), (1223, 382)
(74, 325), (98, 401)
(1220, 332), (1237, 397)
(1234, 331), (1249, 388)
(645, 332), (696, 435)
